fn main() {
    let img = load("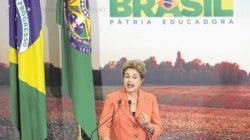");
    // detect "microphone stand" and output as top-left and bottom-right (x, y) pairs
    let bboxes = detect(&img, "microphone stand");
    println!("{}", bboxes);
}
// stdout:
(128, 100), (152, 140)
(89, 100), (122, 140)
